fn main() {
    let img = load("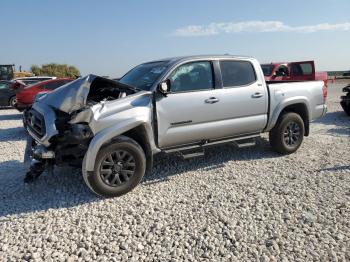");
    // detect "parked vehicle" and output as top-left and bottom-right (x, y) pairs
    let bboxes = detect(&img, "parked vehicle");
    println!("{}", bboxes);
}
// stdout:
(0, 80), (17, 107)
(13, 76), (57, 86)
(340, 84), (350, 116)
(343, 71), (350, 77)
(261, 61), (328, 87)
(0, 65), (15, 81)
(15, 78), (73, 110)
(9, 80), (28, 92)
(23, 55), (327, 197)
